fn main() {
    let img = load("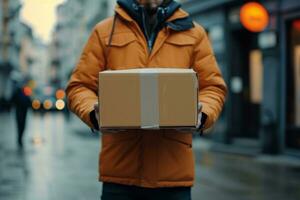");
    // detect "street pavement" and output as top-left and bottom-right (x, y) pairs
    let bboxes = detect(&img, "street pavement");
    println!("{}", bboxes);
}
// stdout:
(0, 111), (300, 200)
